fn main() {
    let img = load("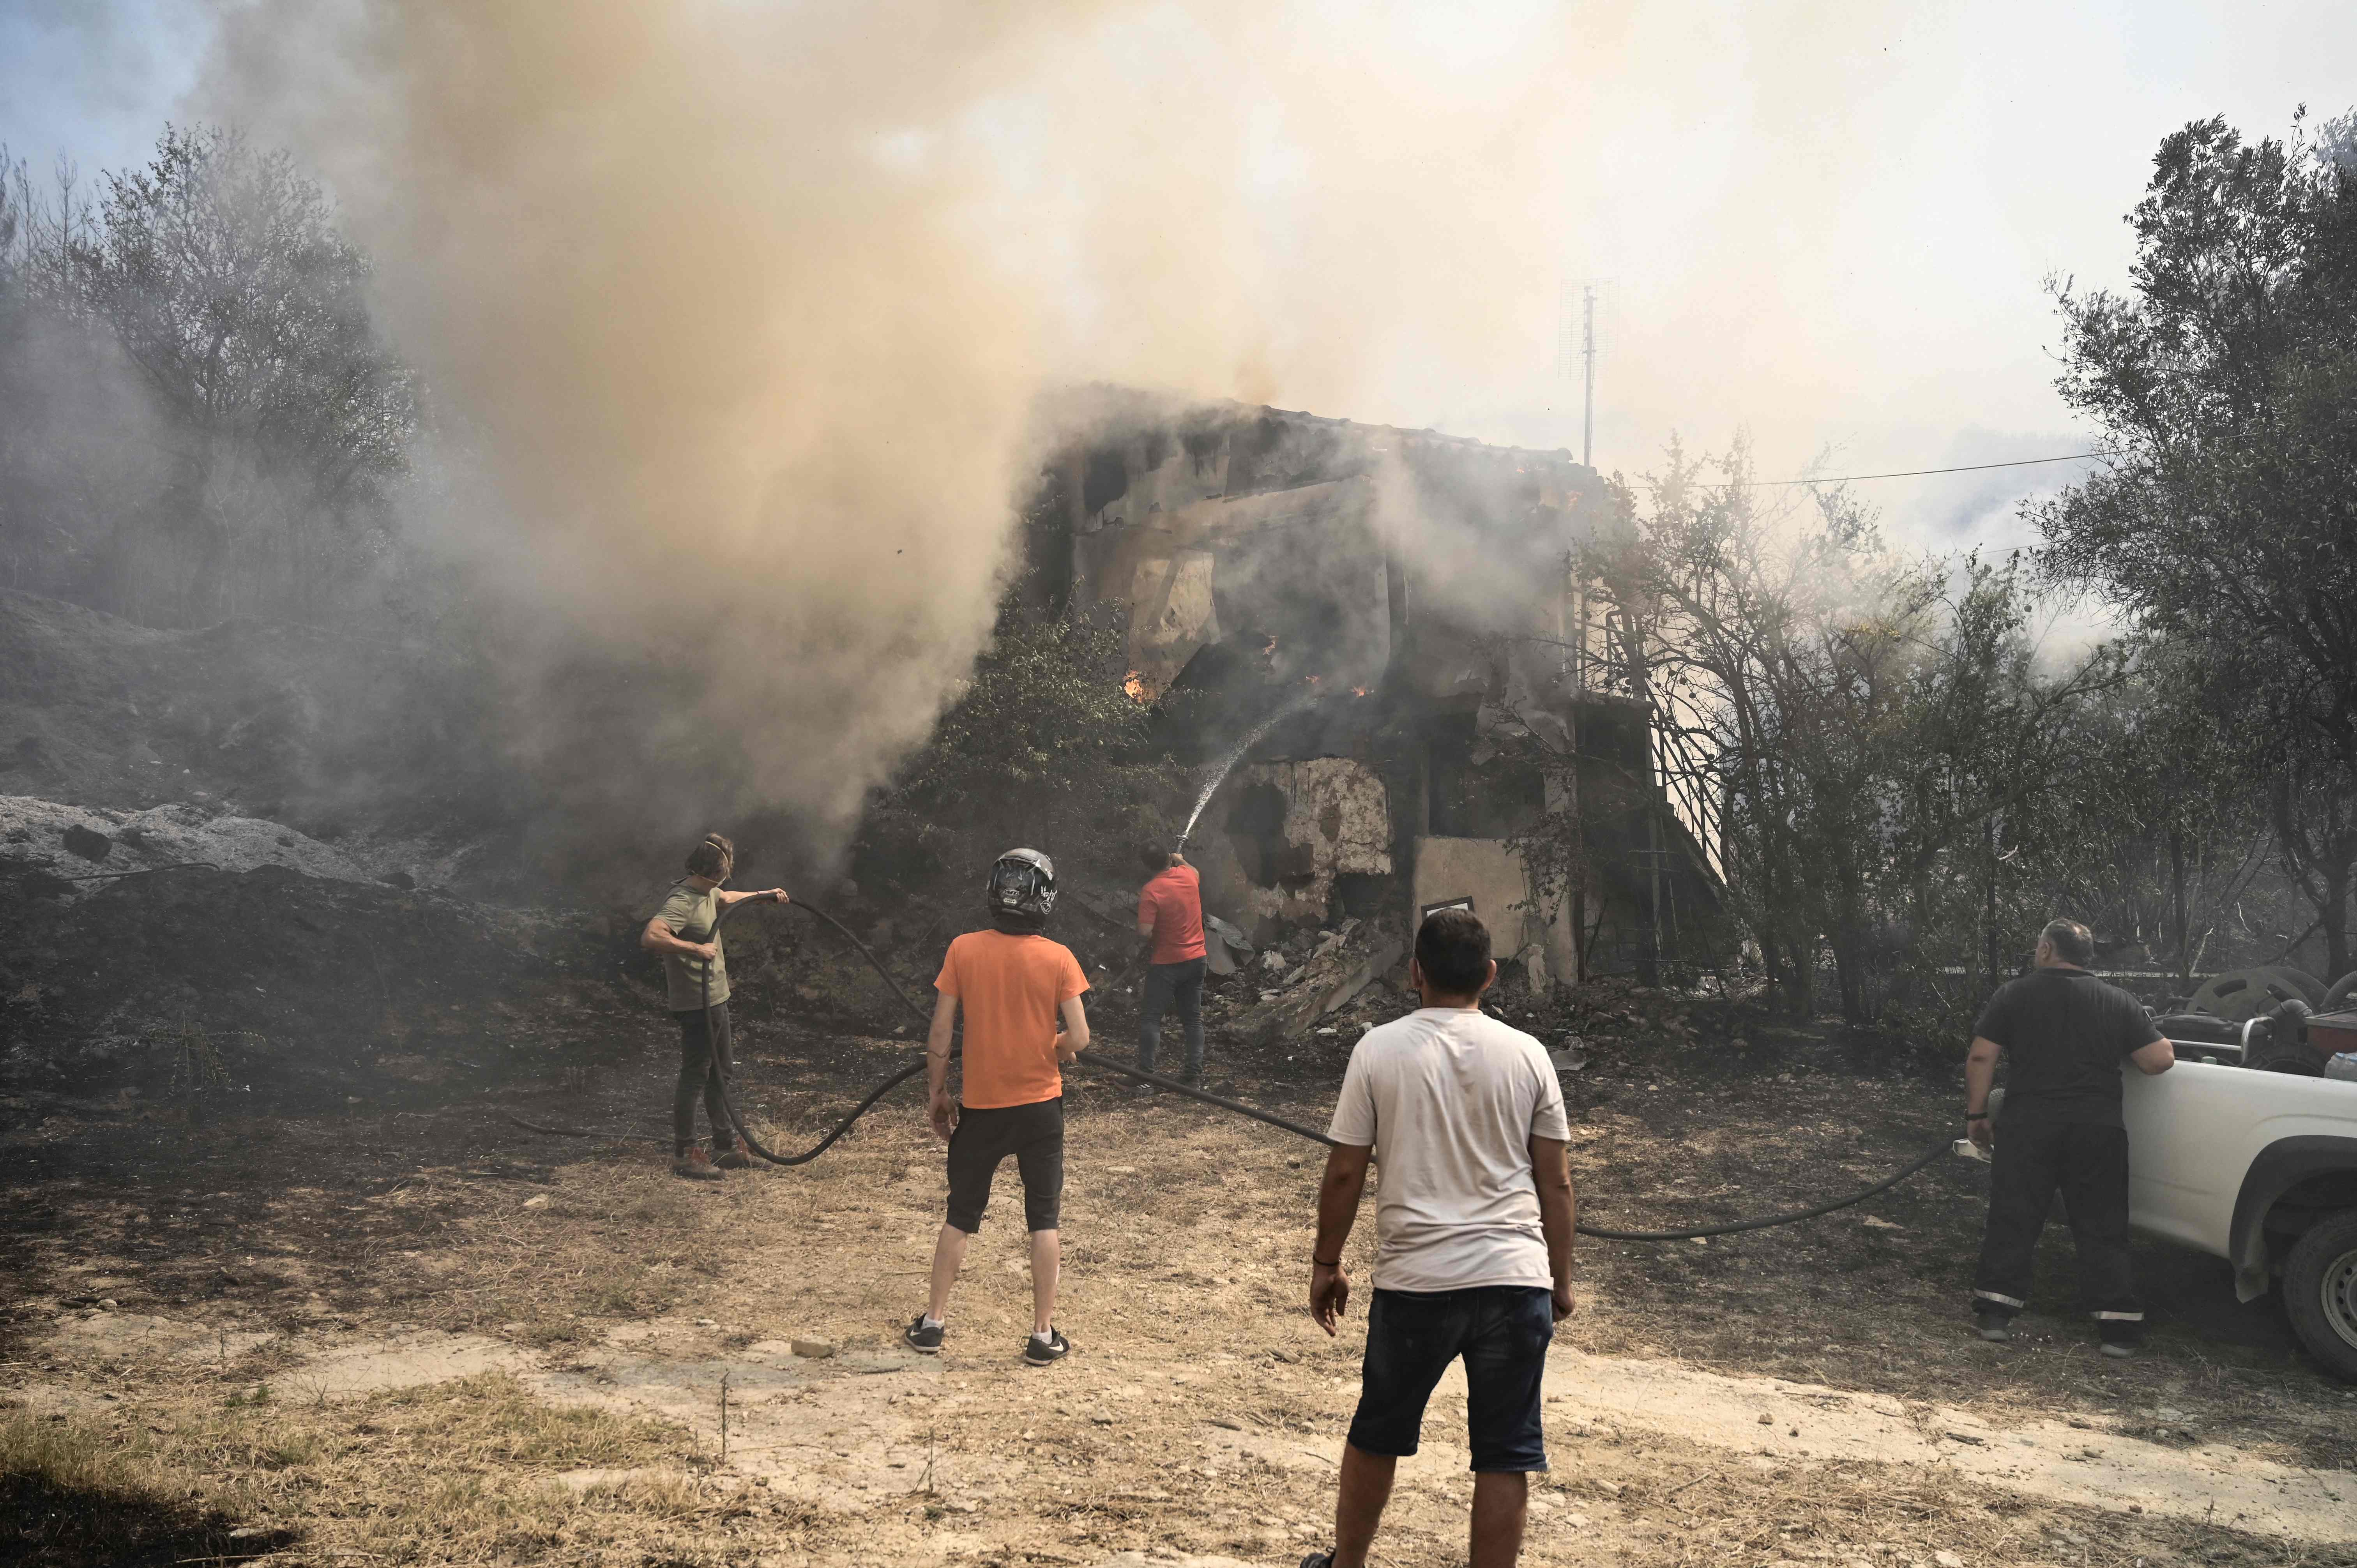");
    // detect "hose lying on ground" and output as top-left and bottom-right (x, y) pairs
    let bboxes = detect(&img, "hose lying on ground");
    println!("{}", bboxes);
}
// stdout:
(505, 894), (1951, 1241)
